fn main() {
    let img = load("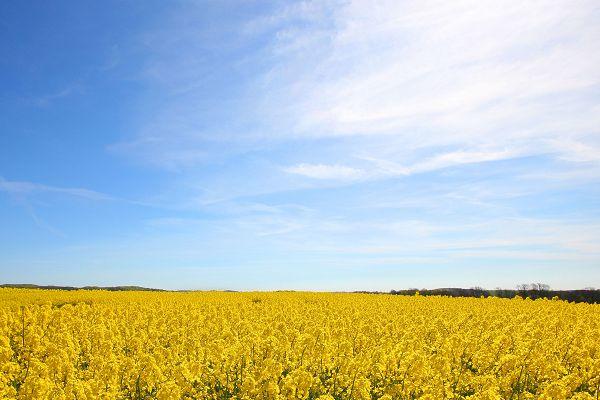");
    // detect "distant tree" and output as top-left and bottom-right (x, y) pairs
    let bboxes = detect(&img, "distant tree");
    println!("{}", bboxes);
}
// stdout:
(530, 283), (550, 291)
(516, 284), (530, 291)
(530, 283), (540, 291)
